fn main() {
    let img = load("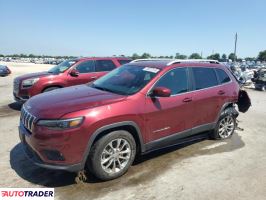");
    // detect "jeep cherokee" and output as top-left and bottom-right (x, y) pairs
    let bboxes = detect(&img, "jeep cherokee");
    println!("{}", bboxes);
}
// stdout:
(19, 59), (250, 180)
